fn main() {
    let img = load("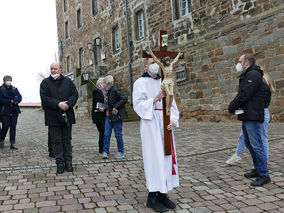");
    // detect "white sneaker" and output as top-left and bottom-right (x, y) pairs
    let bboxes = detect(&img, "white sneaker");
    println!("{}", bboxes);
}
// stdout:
(226, 154), (242, 165)
(102, 152), (108, 159)
(115, 152), (124, 159)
